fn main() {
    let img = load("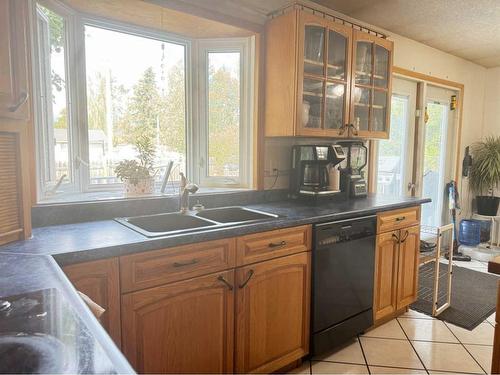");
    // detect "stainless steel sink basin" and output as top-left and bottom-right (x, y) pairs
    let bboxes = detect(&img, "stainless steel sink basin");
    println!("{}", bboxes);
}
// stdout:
(116, 207), (279, 238)
(116, 212), (217, 237)
(195, 206), (279, 223)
